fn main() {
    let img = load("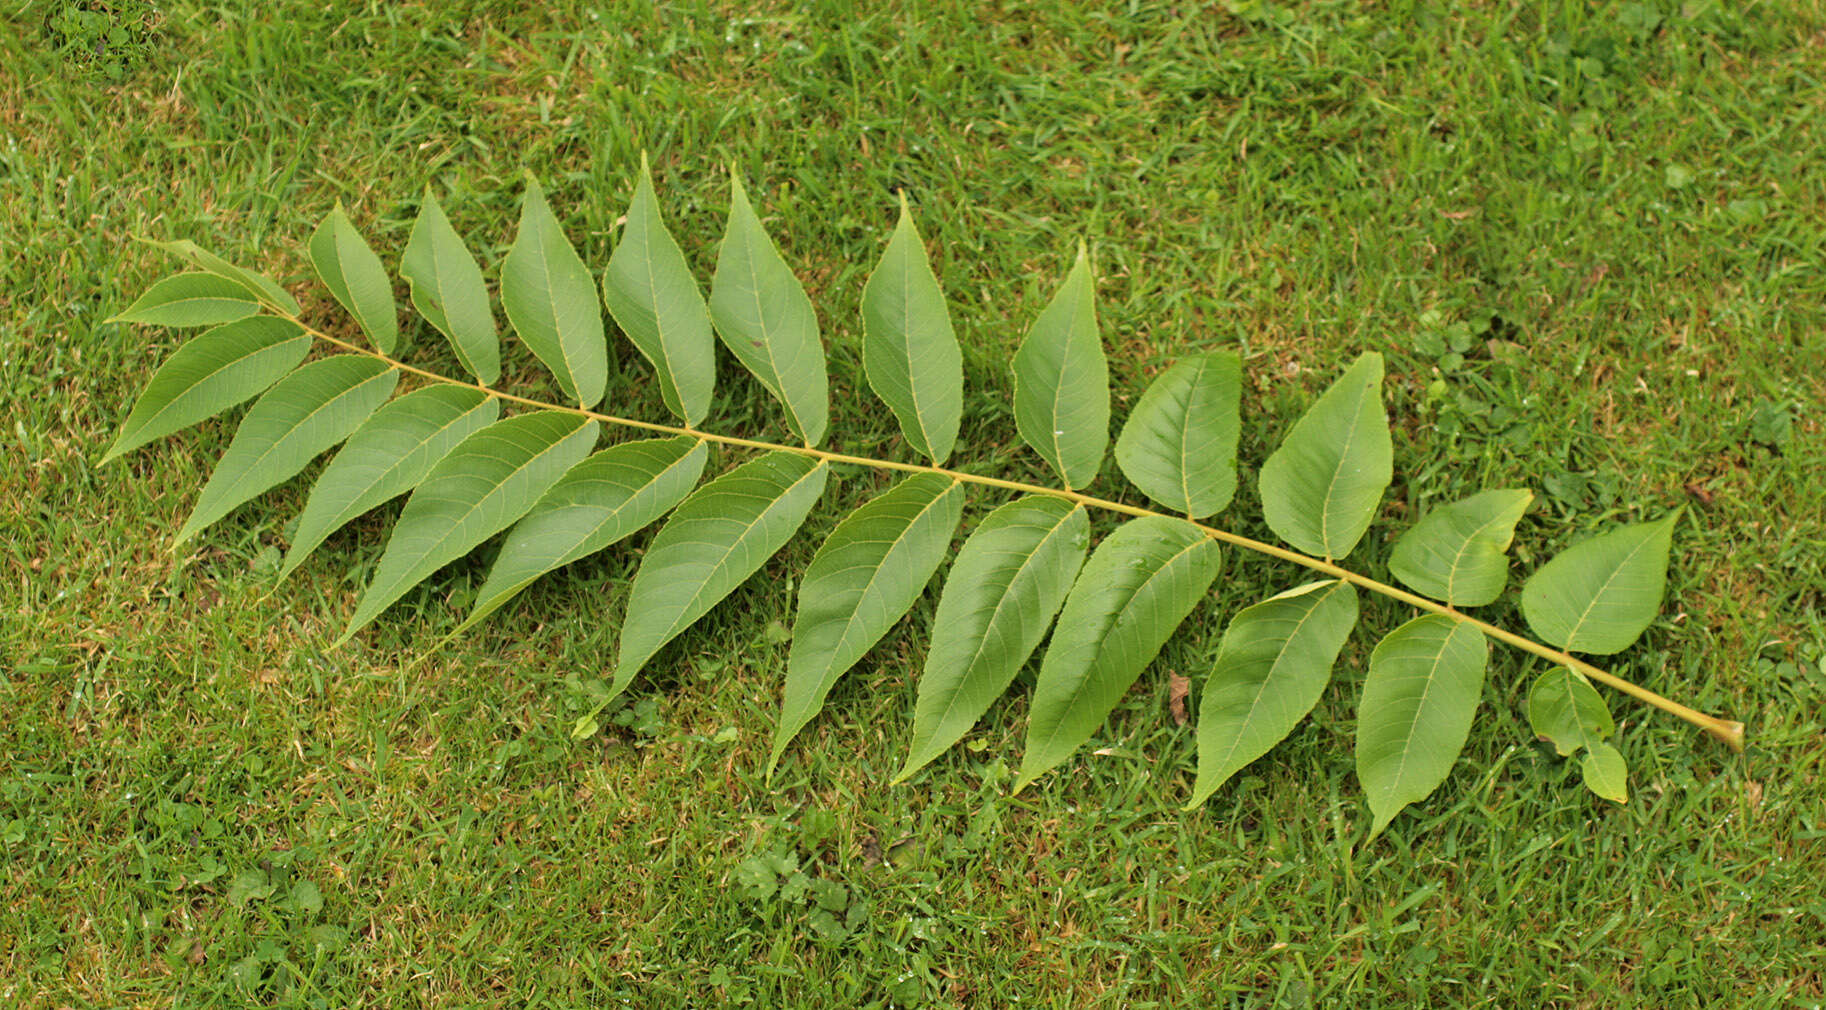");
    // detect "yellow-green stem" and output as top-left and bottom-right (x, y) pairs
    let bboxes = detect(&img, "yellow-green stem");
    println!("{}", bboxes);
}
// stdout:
(287, 314), (1746, 753)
